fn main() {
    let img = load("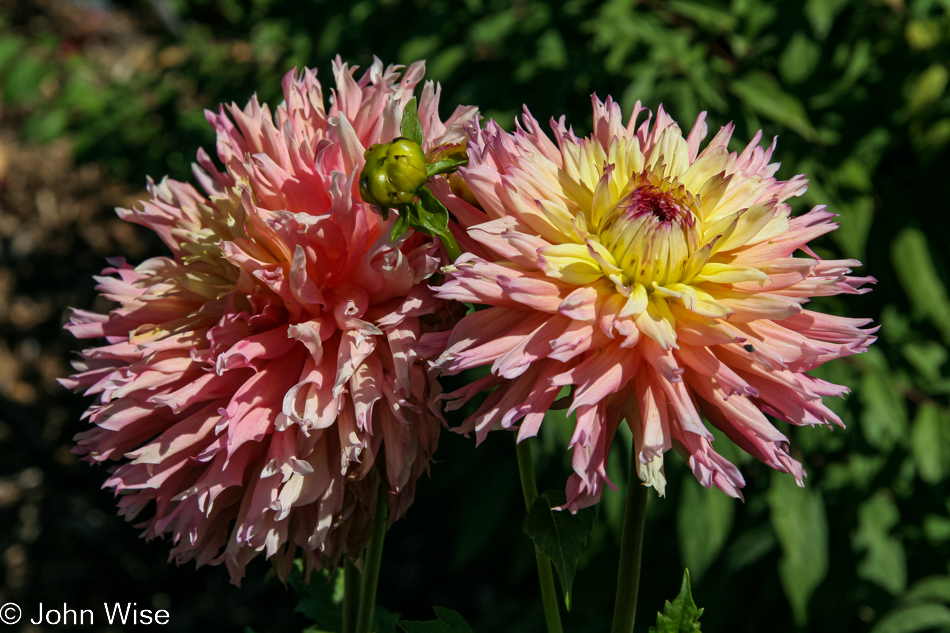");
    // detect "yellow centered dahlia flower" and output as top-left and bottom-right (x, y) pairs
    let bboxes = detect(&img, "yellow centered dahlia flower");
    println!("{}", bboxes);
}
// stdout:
(428, 98), (875, 511)
(60, 58), (476, 583)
